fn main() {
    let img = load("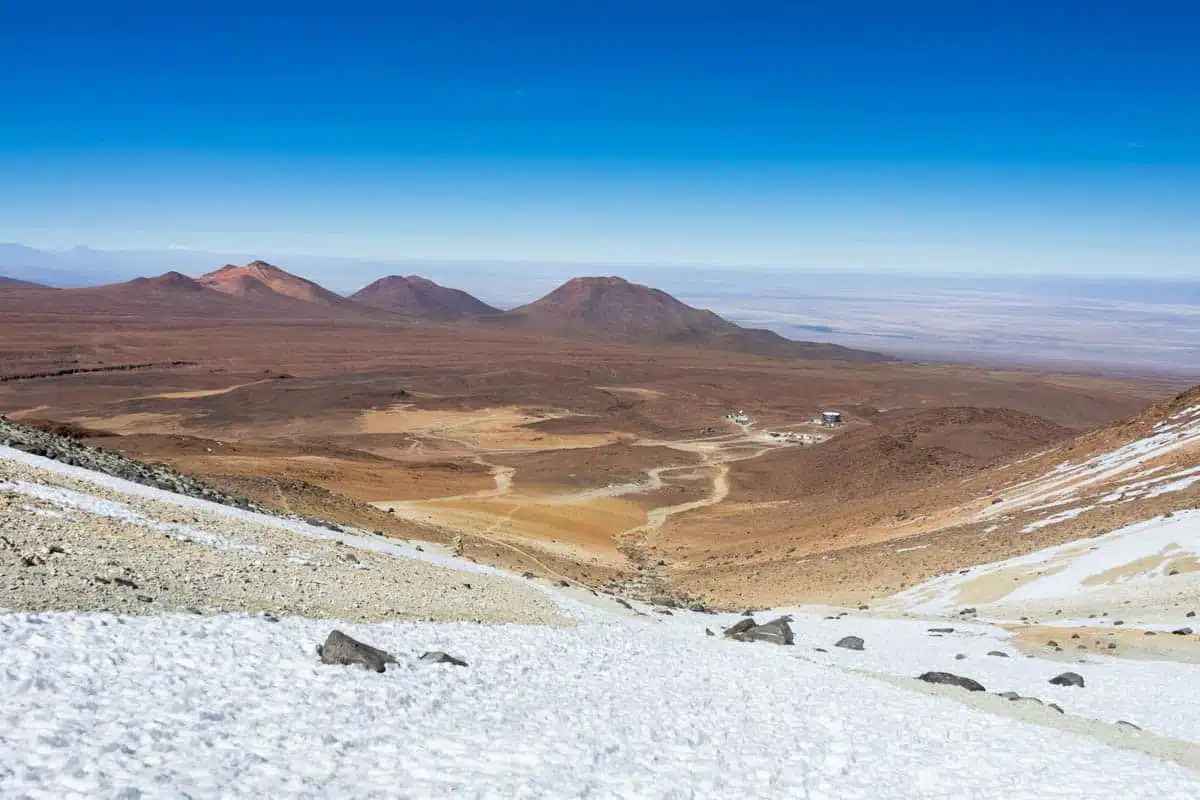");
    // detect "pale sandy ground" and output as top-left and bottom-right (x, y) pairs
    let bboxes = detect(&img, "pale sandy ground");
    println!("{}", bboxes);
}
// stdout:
(357, 405), (623, 451)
